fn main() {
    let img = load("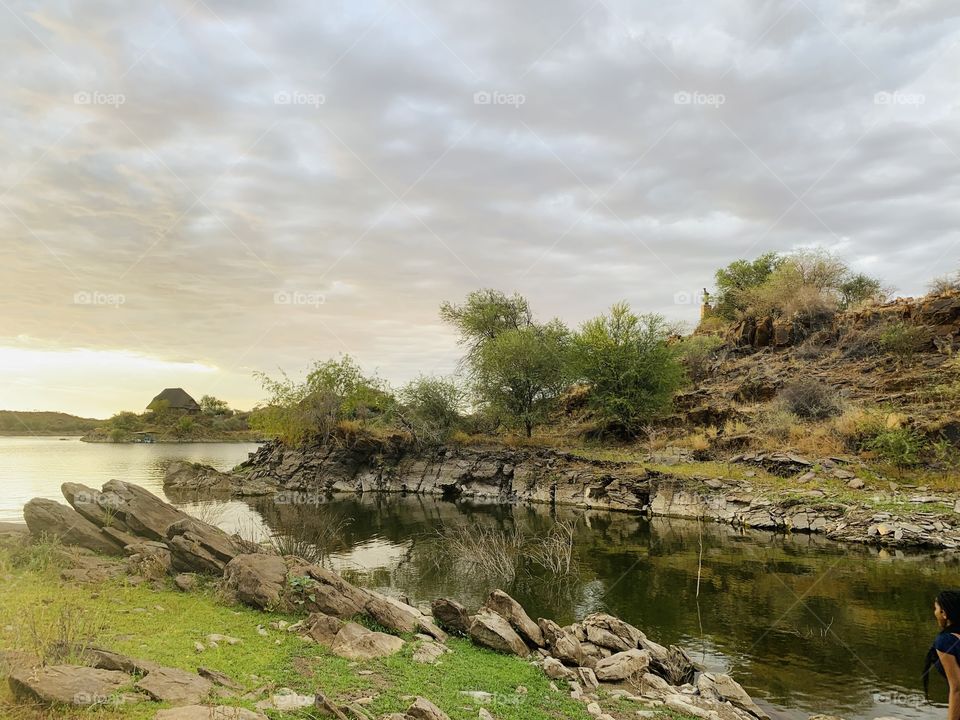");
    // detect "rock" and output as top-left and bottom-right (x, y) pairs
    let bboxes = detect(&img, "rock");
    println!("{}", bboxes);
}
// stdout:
(175, 573), (197, 592)
(197, 667), (242, 690)
(697, 672), (770, 720)
(484, 590), (544, 647)
(431, 598), (471, 635)
(405, 696), (451, 720)
(135, 666), (214, 705)
(542, 657), (572, 680)
(538, 618), (584, 666)
(468, 609), (529, 657)
(23, 498), (126, 556)
(61, 482), (130, 530)
(574, 667), (599, 691)
(832, 469), (856, 480)
(594, 649), (651, 682)
(330, 622), (405, 661)
(155, 706), (268, 720)
(164, 461), (235, 493)
(166, 518), (247, 575)
(412, 640), (449, 664)
(846, 479), (865, 490)
(582, 613), (642, 652)
(314, 692), (351, 719)
(8, 664), (130, 706)
(651, 644), (695, 686)
(86, 647), (159, 675)
(304, 612), (343, 646)
(257, 688), (315, 712)
(102, 479), (191, 542)
(290, 563), (369, 618)
(633, 672), (673, 699)
(222, 554), (287, 609)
